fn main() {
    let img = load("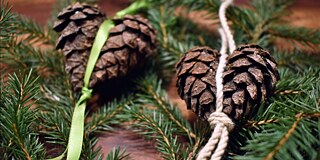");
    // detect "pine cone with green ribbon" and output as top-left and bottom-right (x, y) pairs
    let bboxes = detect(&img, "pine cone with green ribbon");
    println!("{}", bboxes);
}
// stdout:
(54, 3), (156, 91)
(176, 47), (220, 119)
(222, 44), (279, 120)
(93, 15), (156, 88)
(53, 2), (106, 91)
